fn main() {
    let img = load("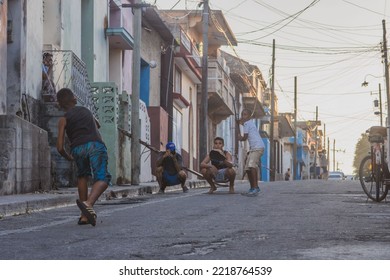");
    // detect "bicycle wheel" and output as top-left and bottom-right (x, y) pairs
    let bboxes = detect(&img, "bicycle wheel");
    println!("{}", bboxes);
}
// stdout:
(359, 155), (388, 202)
